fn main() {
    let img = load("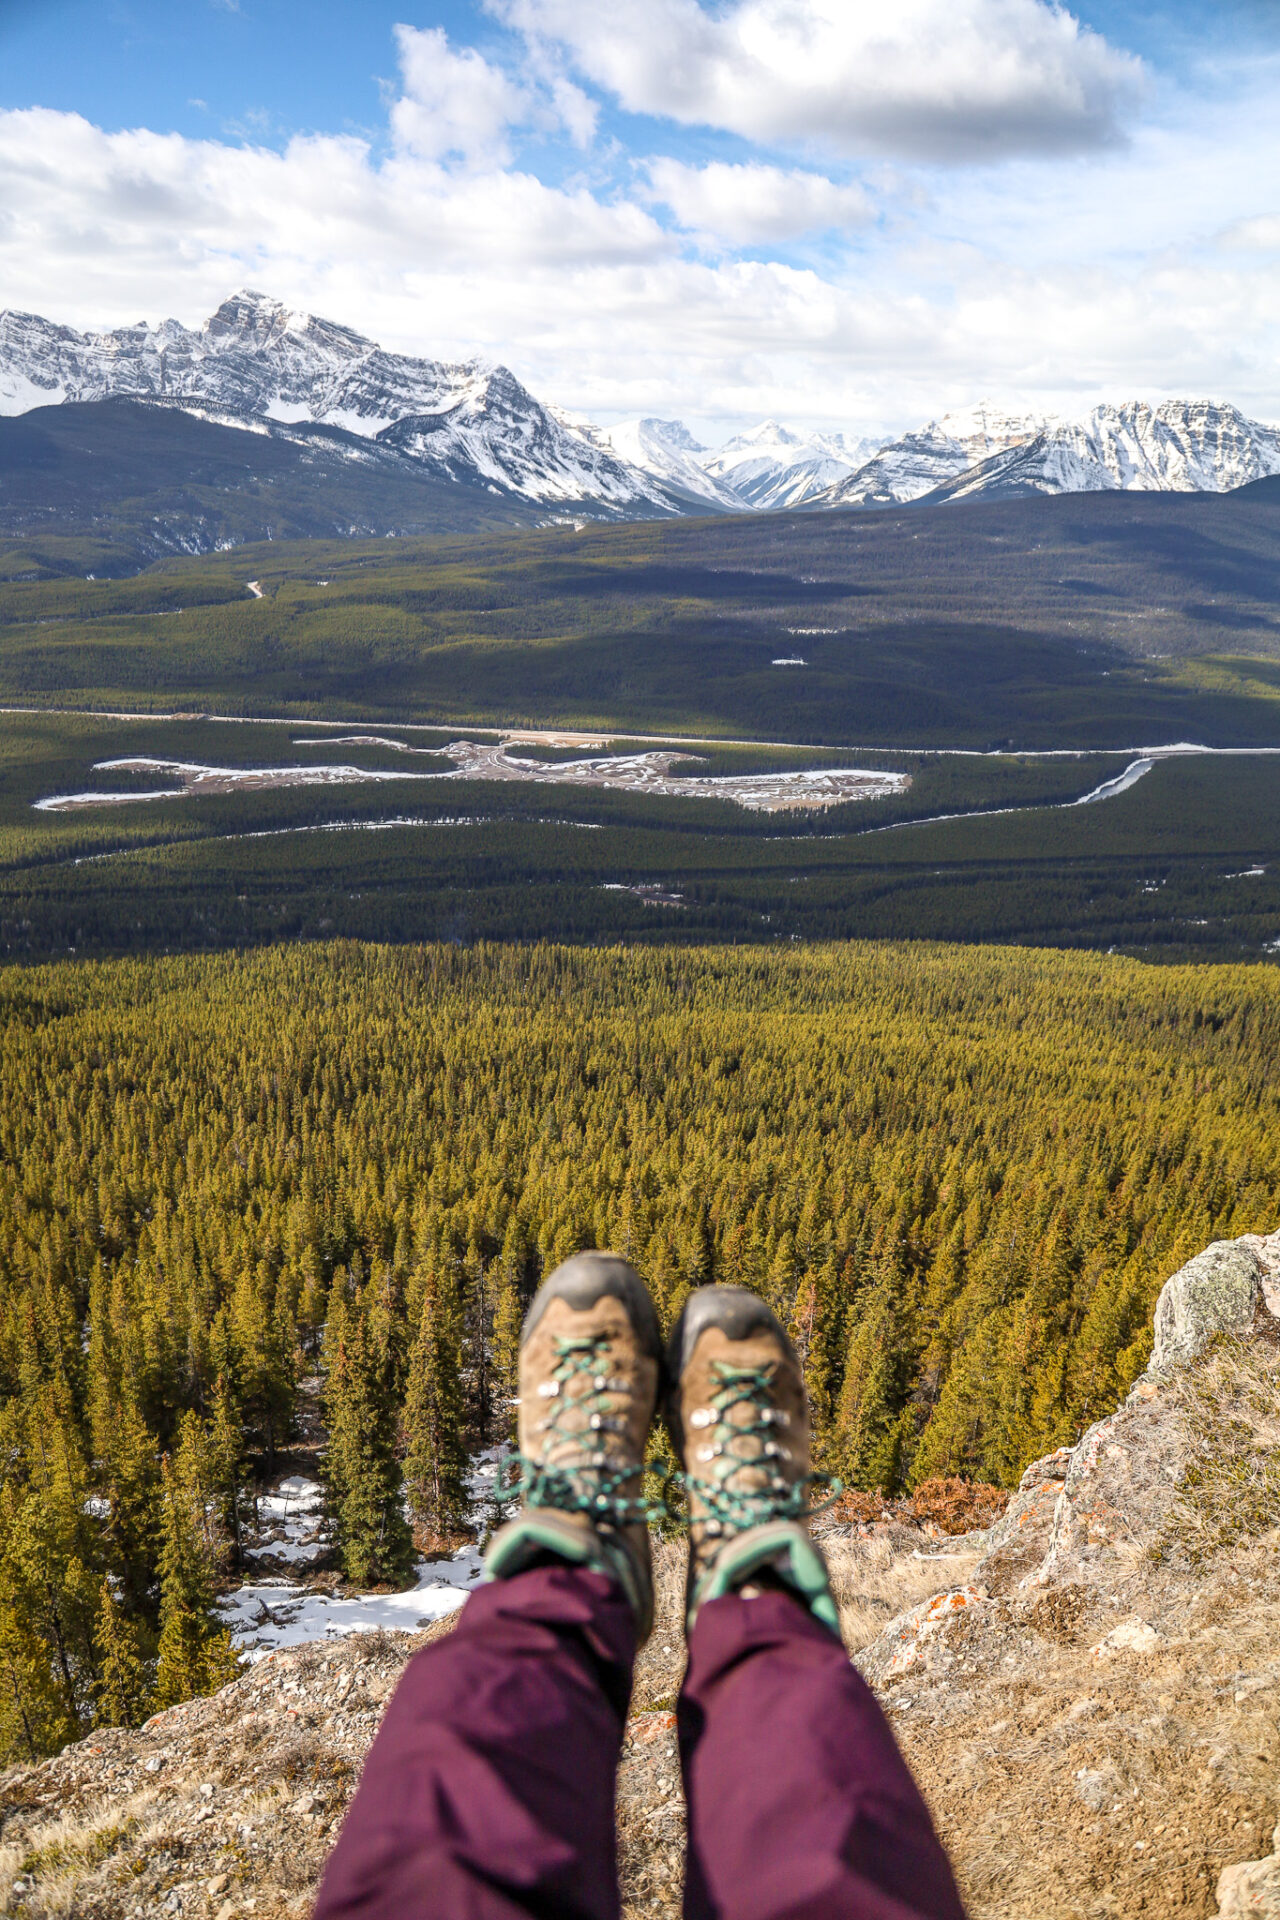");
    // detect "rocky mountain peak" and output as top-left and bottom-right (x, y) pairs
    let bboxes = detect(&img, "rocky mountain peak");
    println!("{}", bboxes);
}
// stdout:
(205, 289), (294, 346)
